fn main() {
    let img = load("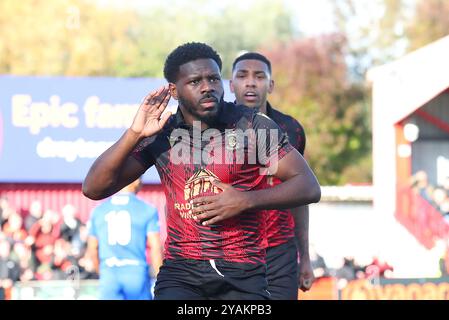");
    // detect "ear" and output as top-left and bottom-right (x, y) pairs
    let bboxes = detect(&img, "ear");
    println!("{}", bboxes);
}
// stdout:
(229, 79), (235, 93)
(169, 83), (178, 100)
(268, 79), (274, 94)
